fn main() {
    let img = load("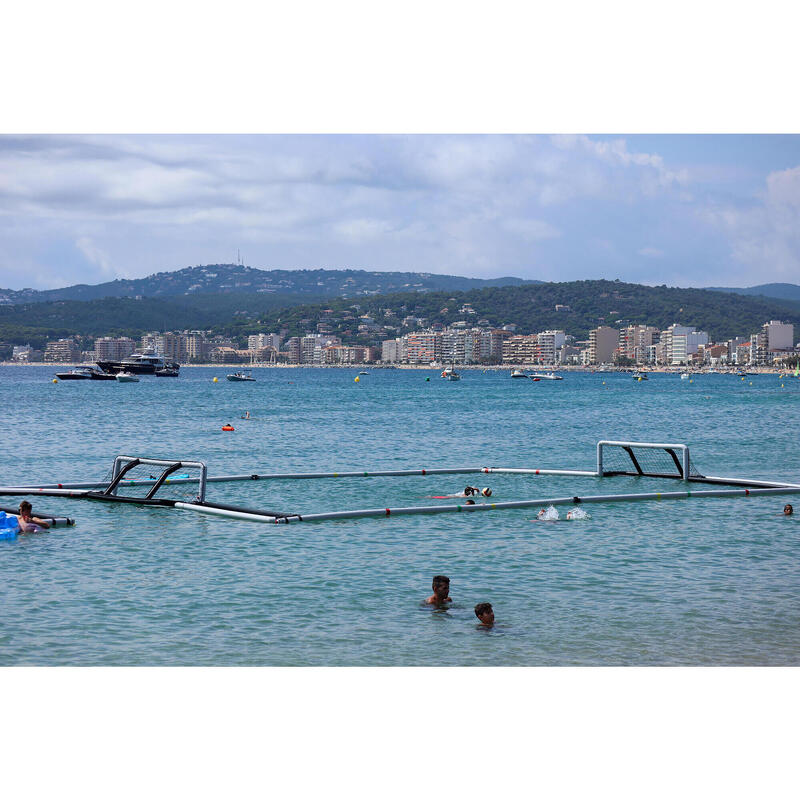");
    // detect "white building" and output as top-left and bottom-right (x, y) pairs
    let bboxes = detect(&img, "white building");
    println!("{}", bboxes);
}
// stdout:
(763, 320), (794, 351)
